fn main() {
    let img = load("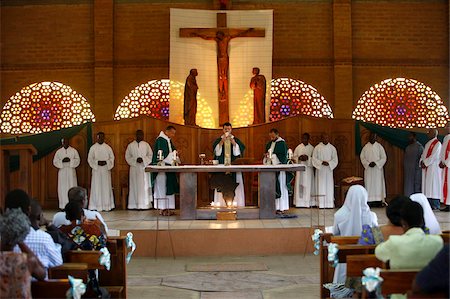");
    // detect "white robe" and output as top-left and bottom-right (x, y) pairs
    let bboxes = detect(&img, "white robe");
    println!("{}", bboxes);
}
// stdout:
(154, 131), (176, 210)
(125, 140), (153, 209)
(440, 134), (450, 205)
(312, 142), (338, 208)
(420, 138), (442, 199)
(293, 143), (315, 207)
(53, 146), (80, 209)
(360, 142), (387, 202)
(213, 140), (245, 207)
(88, 143), (115, 211)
